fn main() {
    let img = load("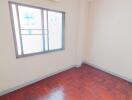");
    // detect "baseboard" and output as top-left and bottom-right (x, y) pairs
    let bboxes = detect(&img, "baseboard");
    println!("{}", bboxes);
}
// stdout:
(0, 64), (77, 96)
(84, 62), (132, 83)
(75, 63), (82, 68)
